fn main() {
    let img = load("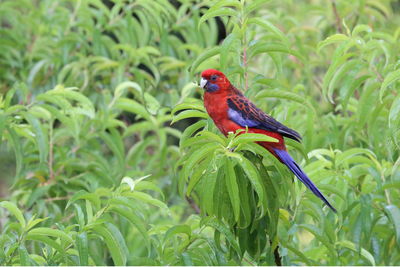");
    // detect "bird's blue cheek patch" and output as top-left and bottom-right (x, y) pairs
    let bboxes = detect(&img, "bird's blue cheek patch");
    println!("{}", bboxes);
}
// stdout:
(206, 83), (220, 92)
